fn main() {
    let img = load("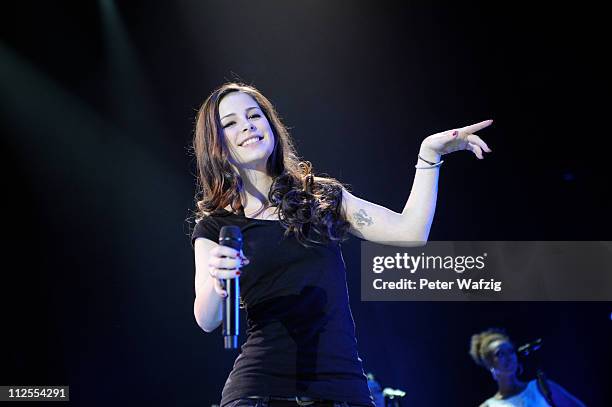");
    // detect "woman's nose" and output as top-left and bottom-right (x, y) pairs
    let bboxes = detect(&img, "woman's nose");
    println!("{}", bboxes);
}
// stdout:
(241, 121), (255, 132)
